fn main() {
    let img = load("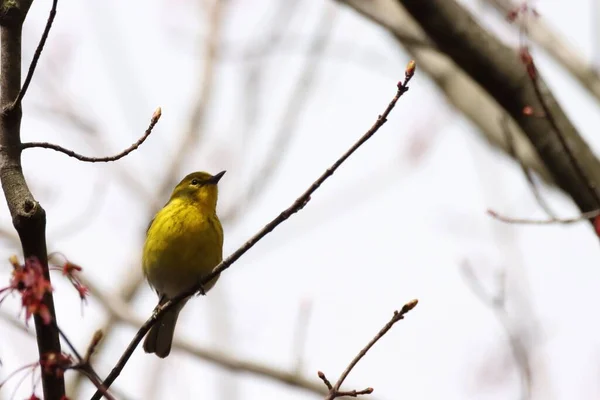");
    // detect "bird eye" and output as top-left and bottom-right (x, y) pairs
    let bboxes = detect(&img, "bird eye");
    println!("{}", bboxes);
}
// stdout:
(191, 179), (200, 185)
